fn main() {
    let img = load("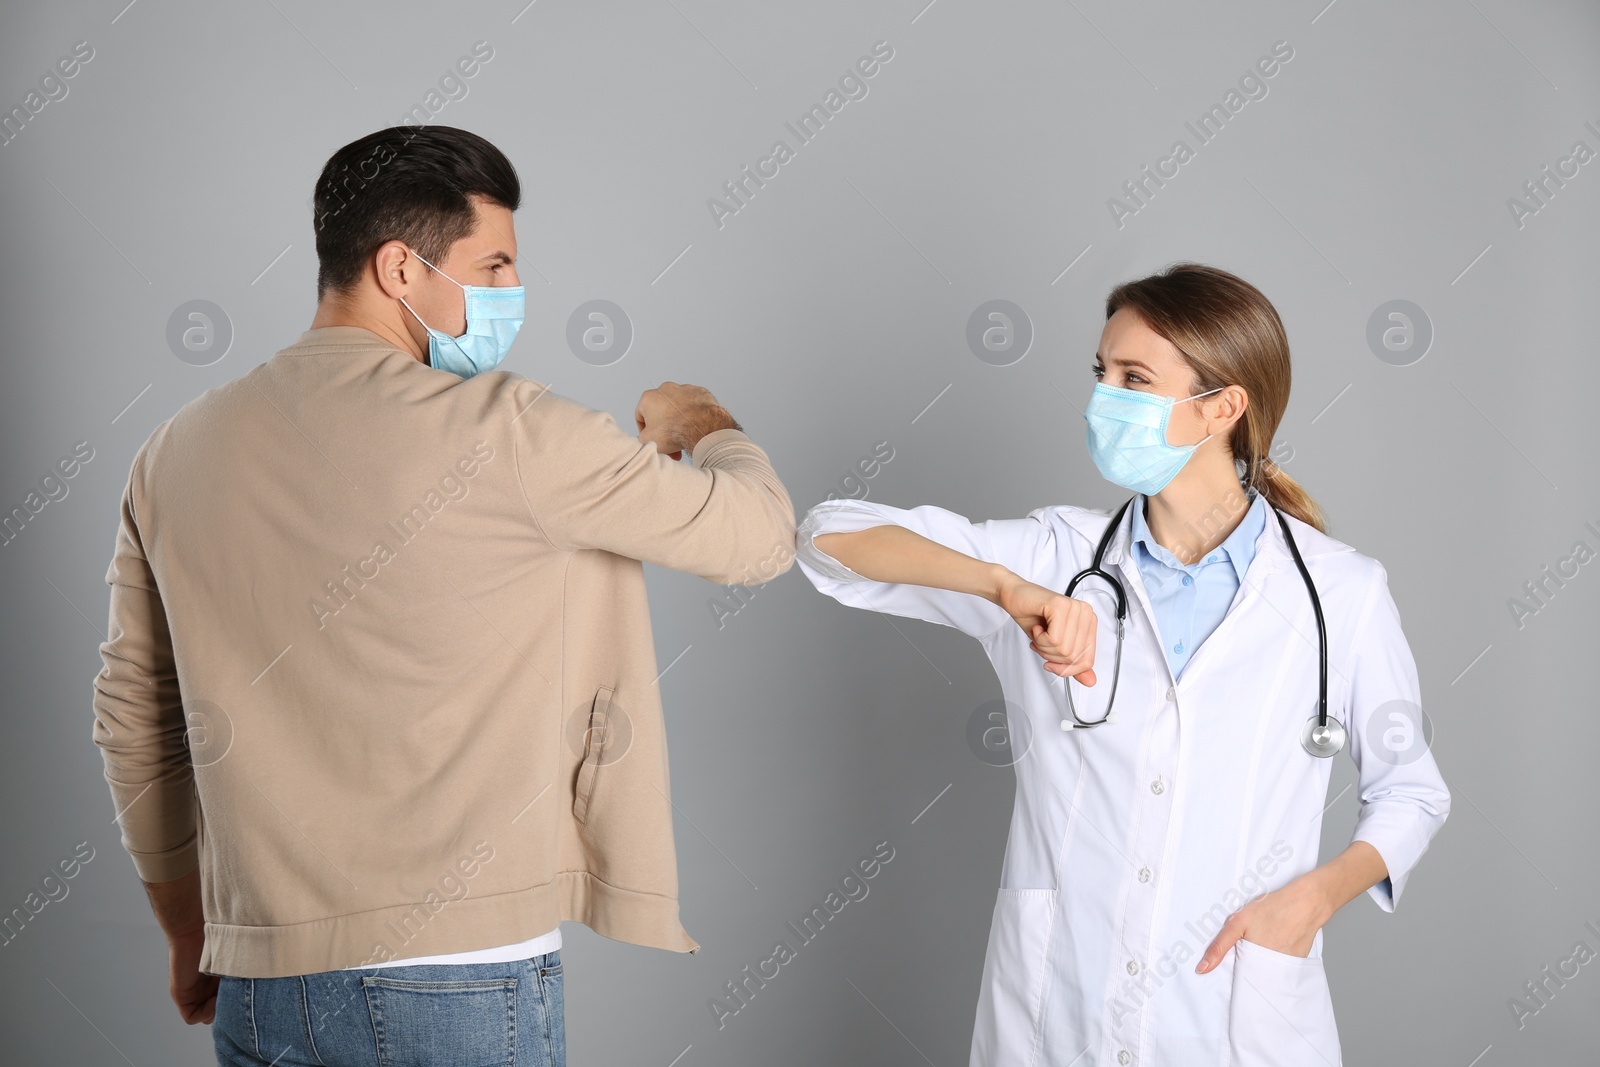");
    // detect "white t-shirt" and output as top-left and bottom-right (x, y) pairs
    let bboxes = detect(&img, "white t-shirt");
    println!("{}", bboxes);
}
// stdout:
(341, 925), (562, 970)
